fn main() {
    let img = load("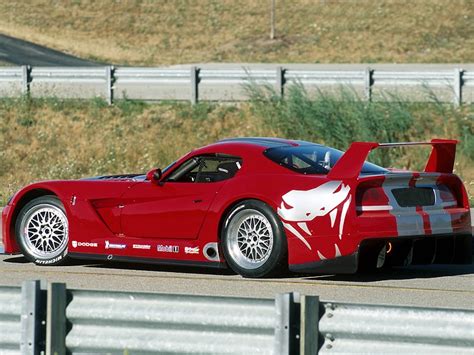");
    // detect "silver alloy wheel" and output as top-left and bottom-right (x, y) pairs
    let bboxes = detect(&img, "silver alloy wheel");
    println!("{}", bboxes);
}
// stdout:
(19, 204), (68, 259)
(226, 209), (274, 270)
